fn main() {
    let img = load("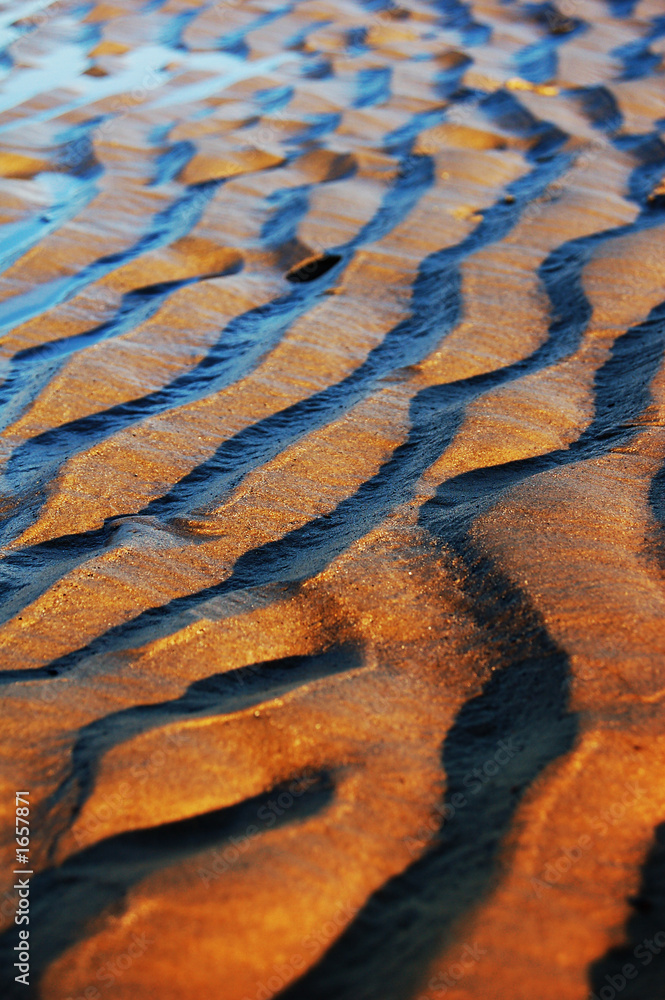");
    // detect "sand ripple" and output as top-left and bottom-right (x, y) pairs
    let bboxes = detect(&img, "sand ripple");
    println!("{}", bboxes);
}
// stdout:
(0, 1), (665, 998)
